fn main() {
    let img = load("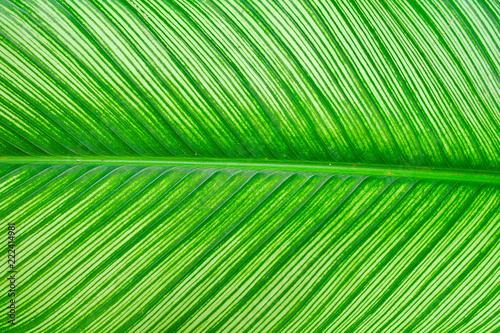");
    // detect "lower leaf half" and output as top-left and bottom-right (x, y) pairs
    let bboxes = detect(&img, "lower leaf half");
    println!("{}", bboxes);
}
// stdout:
(1, 163), (499, 332)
